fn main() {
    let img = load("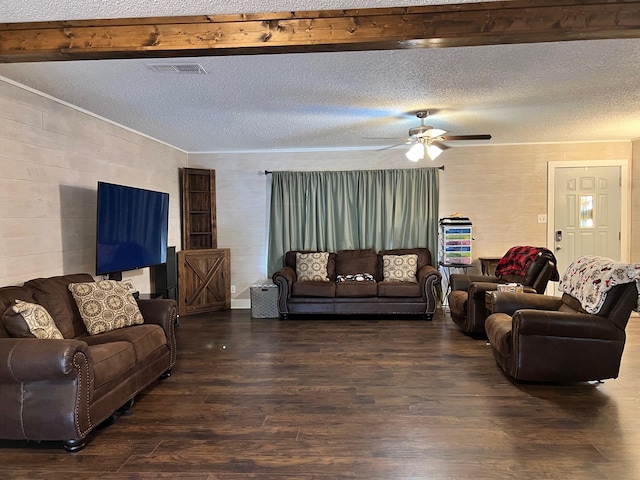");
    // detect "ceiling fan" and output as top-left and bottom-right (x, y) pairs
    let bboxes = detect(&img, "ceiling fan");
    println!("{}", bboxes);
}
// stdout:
(383, 111), (492, 161)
